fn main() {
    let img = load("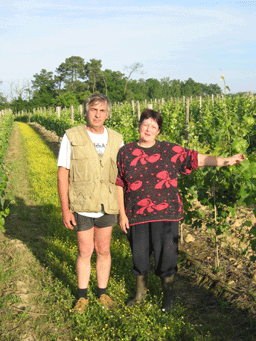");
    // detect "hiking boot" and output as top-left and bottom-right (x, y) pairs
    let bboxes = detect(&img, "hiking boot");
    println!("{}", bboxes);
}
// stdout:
(127, 275), (148, 307)
(161, 275), (175, 312)
(98, 294), (115, 308)
(73, 297), (89, 314)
